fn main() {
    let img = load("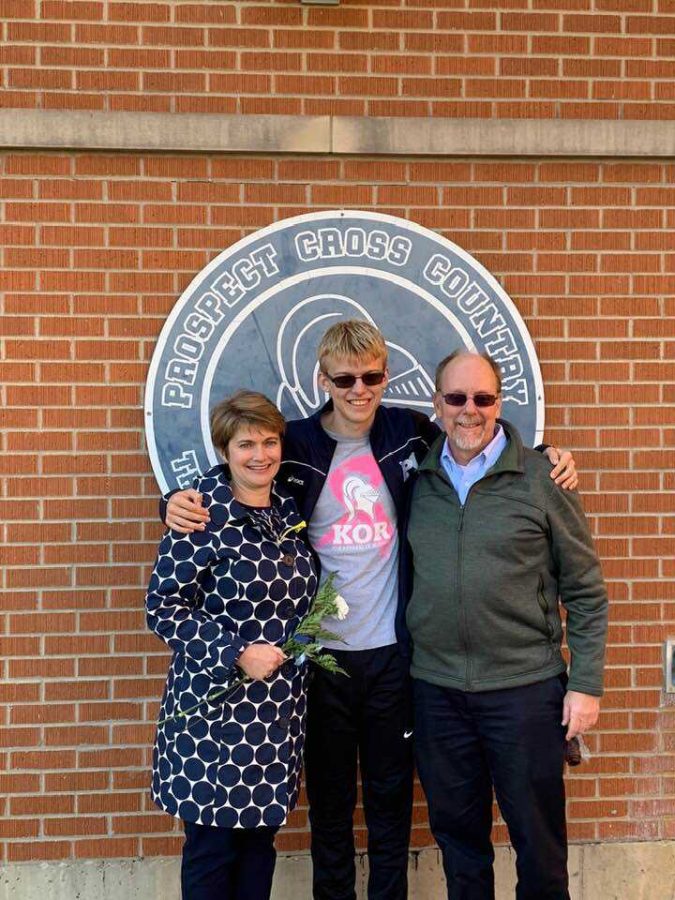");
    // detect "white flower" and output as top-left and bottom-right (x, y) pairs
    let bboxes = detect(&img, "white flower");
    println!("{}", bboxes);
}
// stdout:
(334, 594), (349, 621)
